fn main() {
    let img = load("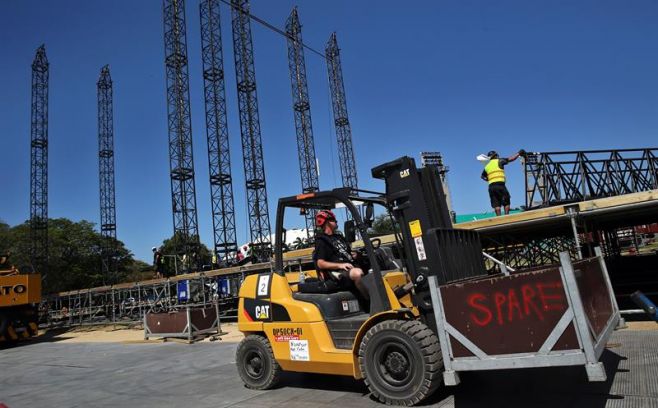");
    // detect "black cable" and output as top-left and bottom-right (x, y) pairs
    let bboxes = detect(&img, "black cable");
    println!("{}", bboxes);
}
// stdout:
(218, 0), (328, 60)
